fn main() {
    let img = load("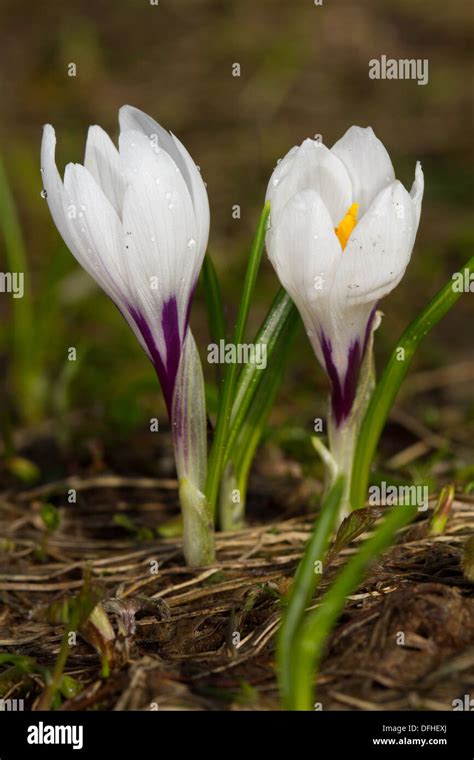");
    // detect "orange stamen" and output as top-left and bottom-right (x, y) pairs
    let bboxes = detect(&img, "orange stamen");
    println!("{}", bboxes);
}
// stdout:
(335, 203), (359, 250)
